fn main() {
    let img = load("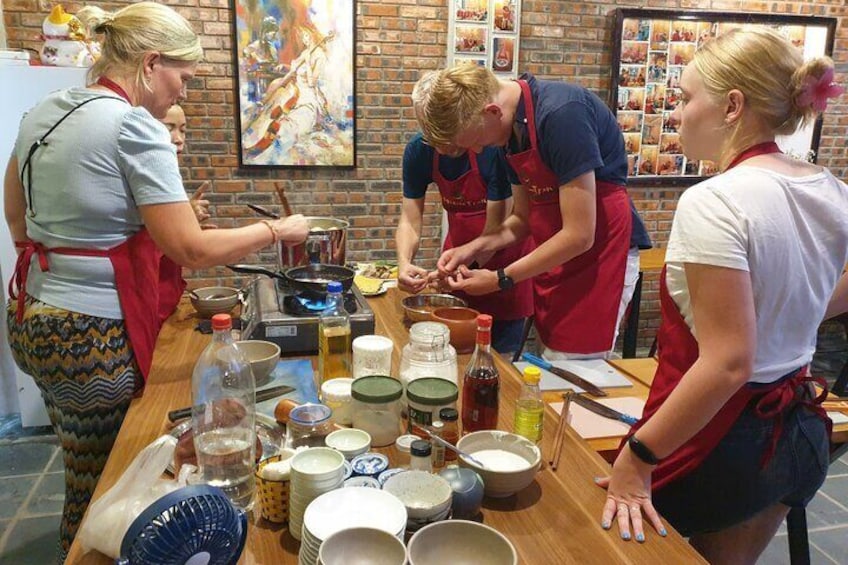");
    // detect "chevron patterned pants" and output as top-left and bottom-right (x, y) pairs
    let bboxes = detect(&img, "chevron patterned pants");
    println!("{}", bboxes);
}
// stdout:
(7, 295), (140, 564)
